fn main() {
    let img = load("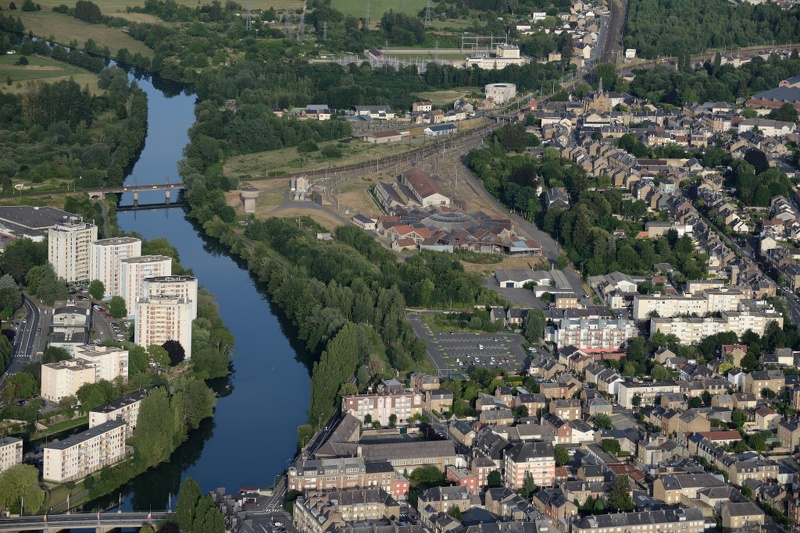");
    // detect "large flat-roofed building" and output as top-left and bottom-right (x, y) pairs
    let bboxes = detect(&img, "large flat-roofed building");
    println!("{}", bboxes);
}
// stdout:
(465, 44), (528, 70)
(555, 317), (638, 352)
(120, 255), (172, 314)
(89, 390), (148, 439)
(43, 420), (126, 482)
(135, 295), (192, 359)
(342, 393), (424, 427)
(142, 276), (198, 320)
(41, 359), (96, 402)
(73, 344), (129, 384)
(572, 508), (705, 533)
(617, 380), (680, 410)
(632, 289), (746, 321)
(287, 455), (408, 500)
(294, 489), (401, 533)
(90, 237), (142, 298)
(48, 221), (98, 283)
(650, 305), (783, 344)
(0, 206), (81, 242)
(0, 437), (22, 473)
